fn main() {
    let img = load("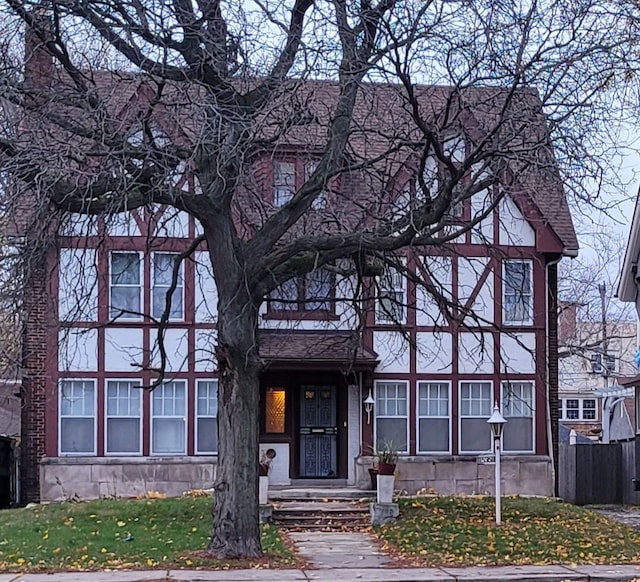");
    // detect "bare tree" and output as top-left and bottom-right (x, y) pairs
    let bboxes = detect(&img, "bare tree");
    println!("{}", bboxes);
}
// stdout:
(0, 0), (637, 558)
